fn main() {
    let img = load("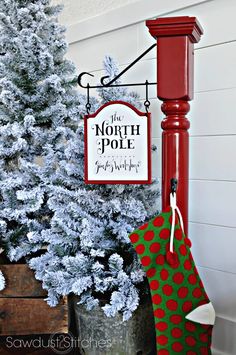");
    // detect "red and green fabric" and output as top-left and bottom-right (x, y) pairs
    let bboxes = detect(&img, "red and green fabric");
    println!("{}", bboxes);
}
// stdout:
(129, 193), (215, 355)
